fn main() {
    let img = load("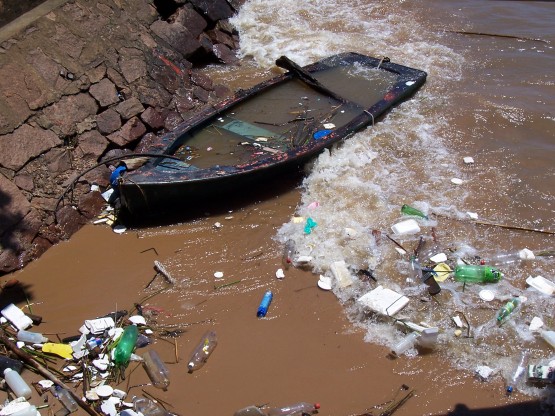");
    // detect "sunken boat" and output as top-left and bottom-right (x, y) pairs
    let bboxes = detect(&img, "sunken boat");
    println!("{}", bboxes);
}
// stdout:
(115, 52), (427, 217)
